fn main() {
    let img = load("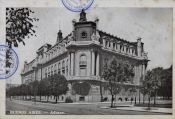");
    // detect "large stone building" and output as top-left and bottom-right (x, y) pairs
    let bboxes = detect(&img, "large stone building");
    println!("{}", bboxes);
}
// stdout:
(21, 10), (149, 102)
